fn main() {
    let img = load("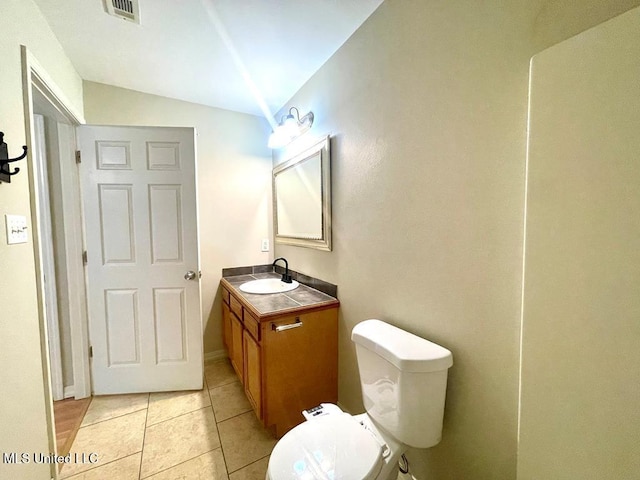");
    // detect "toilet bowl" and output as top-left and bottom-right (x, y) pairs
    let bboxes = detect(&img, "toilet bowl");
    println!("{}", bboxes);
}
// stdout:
(267, 319), (453, 480)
